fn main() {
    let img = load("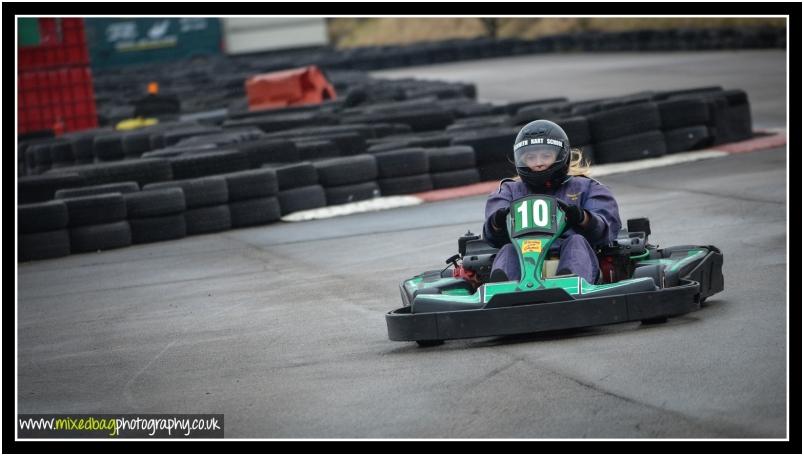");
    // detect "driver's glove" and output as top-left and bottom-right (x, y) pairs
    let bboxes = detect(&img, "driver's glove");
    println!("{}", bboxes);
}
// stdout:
(557, 199), (586, 227)
(491, 207), (510, 234)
